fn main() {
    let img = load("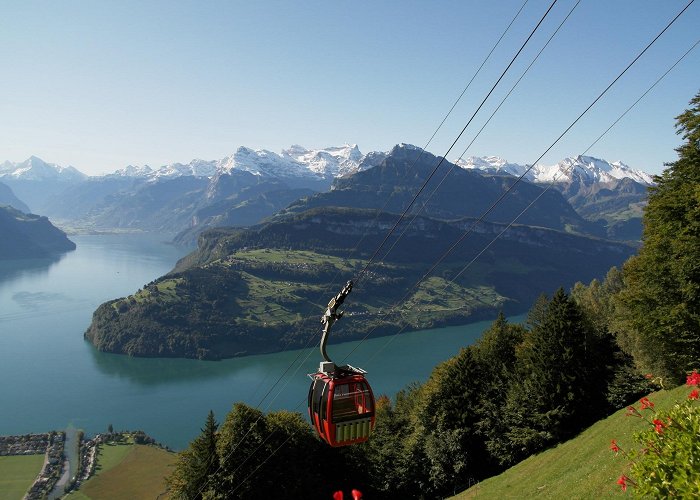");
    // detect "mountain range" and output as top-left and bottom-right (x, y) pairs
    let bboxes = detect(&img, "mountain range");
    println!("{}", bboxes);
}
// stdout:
(84, 145), (639, 359)
(0, 145), (654, 242)
(457, 155), (655, 240)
